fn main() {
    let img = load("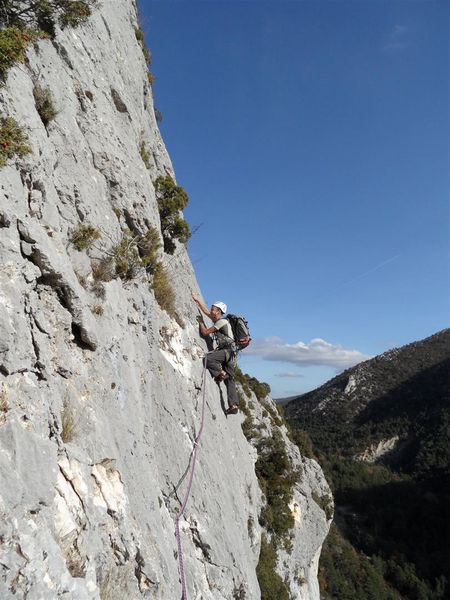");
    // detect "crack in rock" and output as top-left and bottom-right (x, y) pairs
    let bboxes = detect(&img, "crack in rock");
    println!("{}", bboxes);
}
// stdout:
(24, 294), (47, 380)
(16, 220), (98, 351)
(189, 520), (212, 563)
(134, 547), (157, 592)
